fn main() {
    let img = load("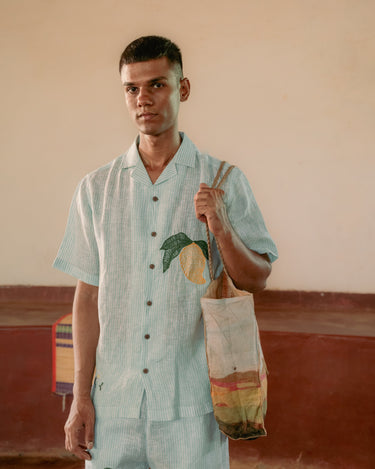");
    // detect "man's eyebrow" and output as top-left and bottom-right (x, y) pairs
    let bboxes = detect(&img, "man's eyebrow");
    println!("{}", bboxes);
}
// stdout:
(122, 76), (168, 86)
